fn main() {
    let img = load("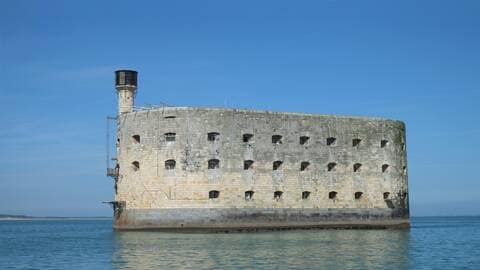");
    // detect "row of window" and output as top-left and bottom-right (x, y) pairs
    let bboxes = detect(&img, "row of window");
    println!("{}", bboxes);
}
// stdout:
(208, 190), (392, 200)
(131, 133), (402, 149)
(134, 160), (403, 173)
